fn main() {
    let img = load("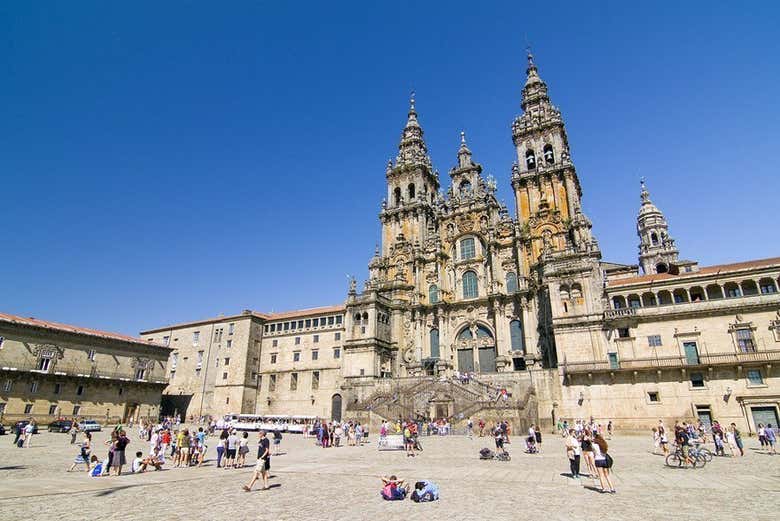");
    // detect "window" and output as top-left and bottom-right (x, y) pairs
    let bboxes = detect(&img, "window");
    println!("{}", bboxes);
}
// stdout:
(272, 339), (278, 347)
(269, 374), (277, 391)
(335, 315), (343, 325)
(429, 284), (439, 304)
(295, 337), (301, 345)
(313, 318), (319, 327)
(648, 335), (662, 347)
(226, 339), (232, 349)
(736, 329), (756, 353)
(171, 352), (178, 369)
(690, 372), (705, 388)
(360, 369), (365, 376)
(305, 319), (311, 328)
(226, 397), (230, 405)
(118, 387), (123, 396)
(747, 369), (764, 385)
(222, 372), (228, 380)
(312, 371), (320, 390)
(37, 356), (52, 372)
(506, 272), (518, 294)
(334, 348), (341, 359)
(291, 321), (297, 330)
(134, 368), (146, 380)
(228, 323), (234, 335)
(72, 405), (81, 416)
(30, 381), (39, 393)
(460, 238), (476, 260)
(3, 379), (11, 392)
(284, 322), (290, 331)
(328, 317), (335, 325)
(163, 336), (170, 346)
(617, 327), (630, 338)
(650, 232), (658, 245)
(54, 383), (61, 395)
(193, 331), (200, 345)
(312, 350), (319, 361)
(313, 335), (319, 343)
(224, 357), (230, 366)
(196, 351), (204, 367)
(408, 183), (416, 200)
(264, 325), (269, 333)
(648, 392), (660, 403)
(525, 149), (536, 169)
(335, 332), (341, 341)
(394, 186), (402, 206)
(430, 329), (440, 358)
(88, 349), (96, 361)
(628, 296), (641, 308)
(760, 280), (777, 294)
(290, 372), (298, 391)
(214, 328), (223, 343)
(608, 353), (619, 369)
(293, 352), (301, 362)
(48, 404), (57, 415)
(24, 404), (33, 414)
(510, 320), (525, 353)
(269, 324), (275, 332)
(462, 271), (478, 299)
(460, 180), (472, 195)
(270, 353), (277, 364)
(76, 385), (84, 396)
(726, 285), (741, 298)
